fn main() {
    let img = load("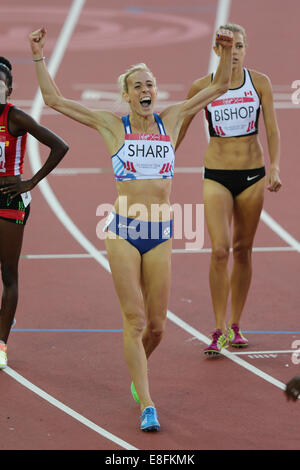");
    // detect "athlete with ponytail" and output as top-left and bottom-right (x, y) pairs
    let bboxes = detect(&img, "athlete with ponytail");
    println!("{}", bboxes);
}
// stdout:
(177, 23), (281, 356)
